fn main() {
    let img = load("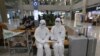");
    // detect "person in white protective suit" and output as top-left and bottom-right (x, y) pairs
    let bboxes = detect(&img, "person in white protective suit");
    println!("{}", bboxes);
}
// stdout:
(34, 20), (51, 56)
(51, 18), (66, 56)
